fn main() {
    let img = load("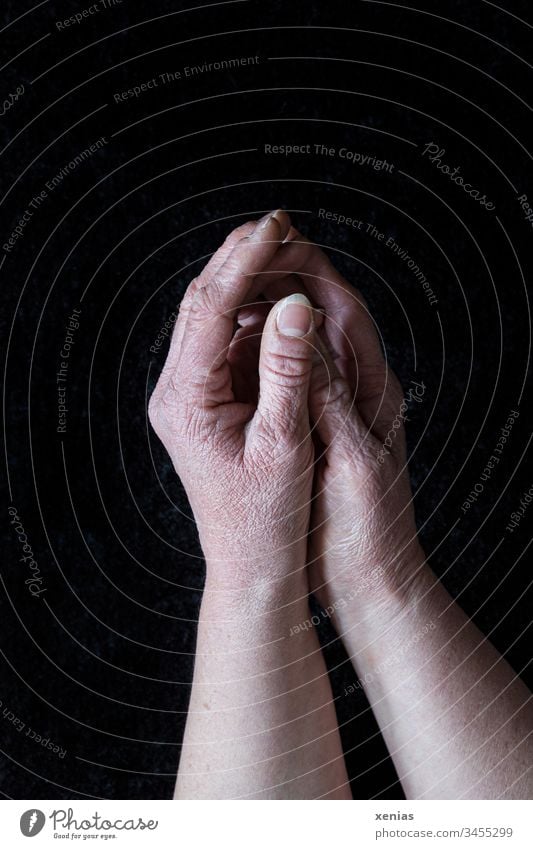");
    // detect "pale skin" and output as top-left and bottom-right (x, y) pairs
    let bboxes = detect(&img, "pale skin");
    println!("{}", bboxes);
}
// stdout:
(149, 211), (350, 799)
(149, 210), (533, 800)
